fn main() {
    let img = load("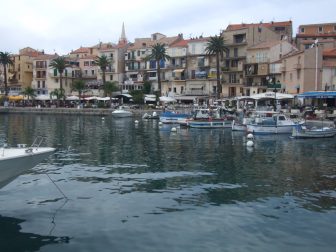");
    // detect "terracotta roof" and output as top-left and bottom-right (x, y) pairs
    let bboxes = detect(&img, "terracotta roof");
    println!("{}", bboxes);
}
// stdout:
(170, 37), (209, 47)
(128, 35), (181, 50)
(323, 48), (336, 57)
(226, 21), (292, 31)
(71, 47), (90, 54)
(34, 54), (58, 60)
